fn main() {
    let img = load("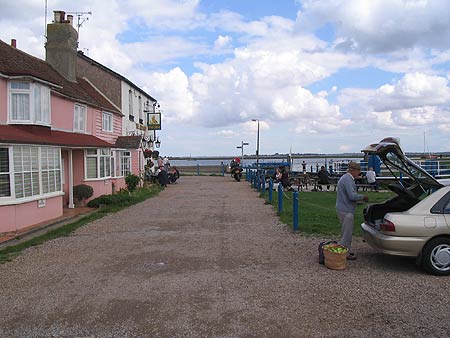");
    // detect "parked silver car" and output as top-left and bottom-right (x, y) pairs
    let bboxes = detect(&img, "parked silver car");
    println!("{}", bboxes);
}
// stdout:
(361, 137), (450, 275)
